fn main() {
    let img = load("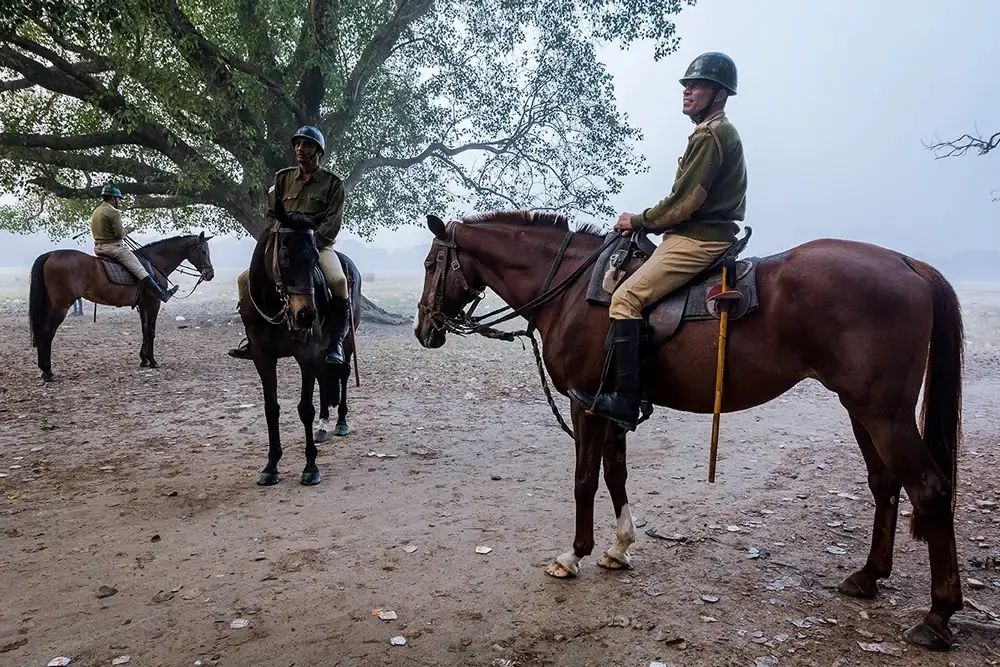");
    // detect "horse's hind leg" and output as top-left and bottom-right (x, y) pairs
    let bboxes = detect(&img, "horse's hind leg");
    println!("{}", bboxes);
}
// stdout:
(315, 368), (331, 443)
(856, 411), (961, 649)
(837, 415), (901, 598)
(597, 429), (634, 571)
(38, 306), (69, 381)
(546, 403), (604, 579)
